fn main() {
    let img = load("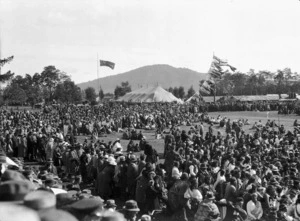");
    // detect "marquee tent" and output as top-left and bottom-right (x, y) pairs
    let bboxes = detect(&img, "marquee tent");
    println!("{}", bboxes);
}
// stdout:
(117, 86), (183, 103)
(185, 92), (206, 104)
